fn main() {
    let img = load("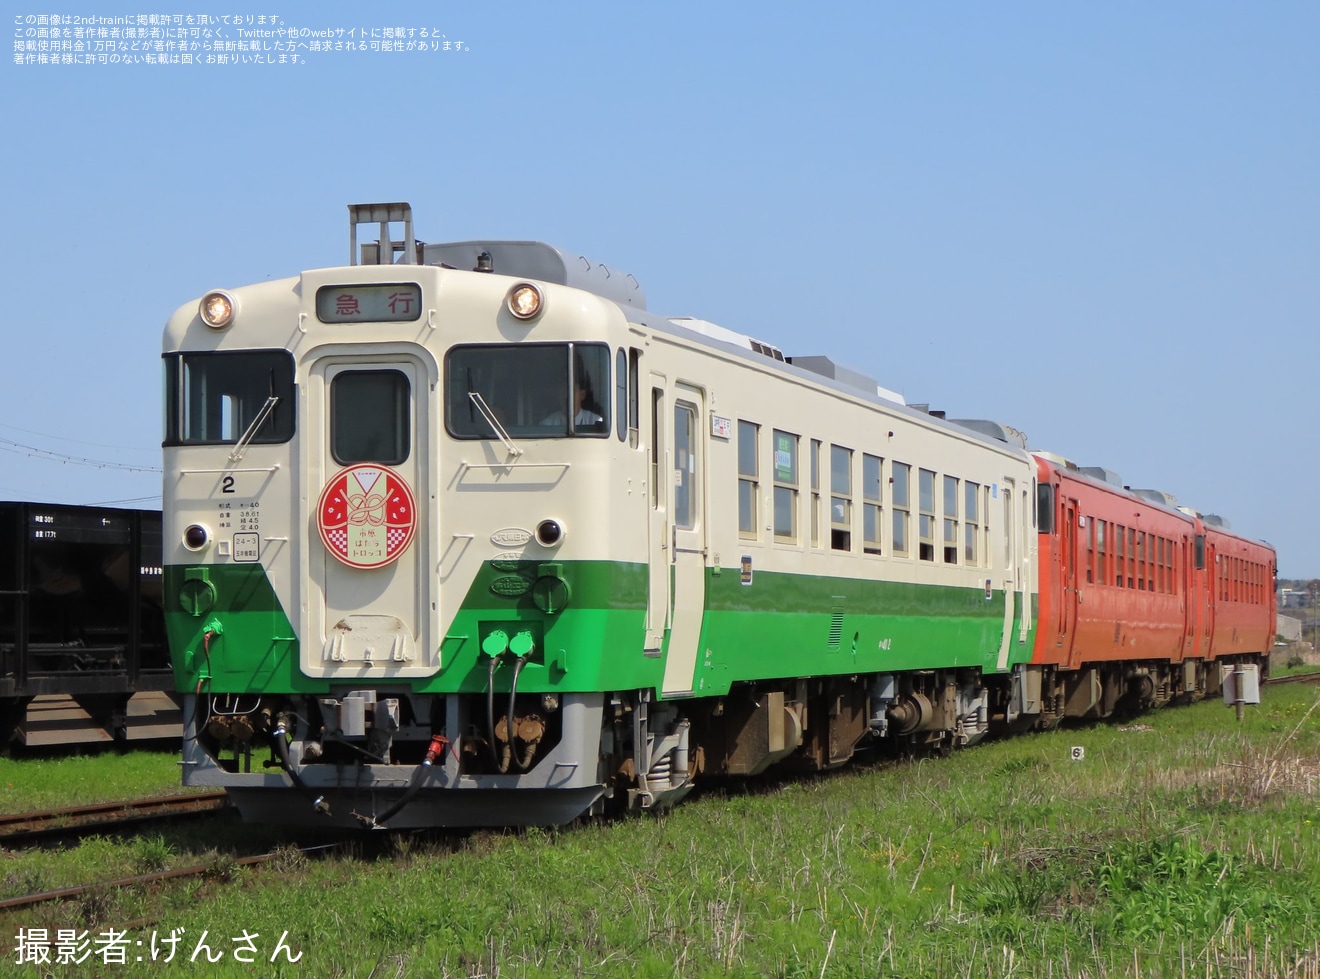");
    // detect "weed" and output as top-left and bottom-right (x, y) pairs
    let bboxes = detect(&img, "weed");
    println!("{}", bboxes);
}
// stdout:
(130, 833), (175, 873)
(270, 842), (309, 873)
